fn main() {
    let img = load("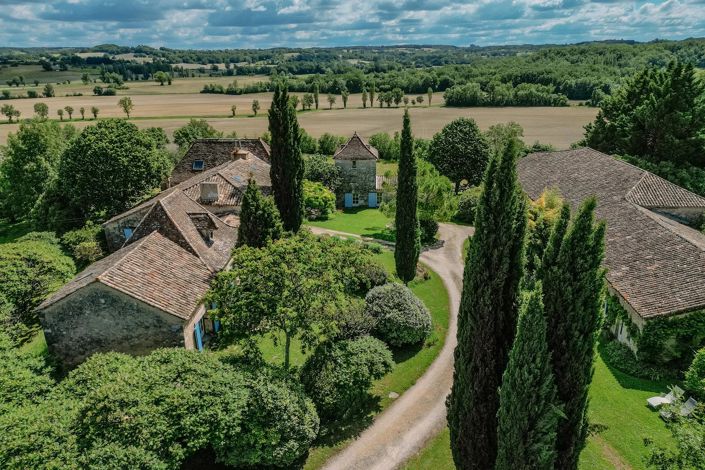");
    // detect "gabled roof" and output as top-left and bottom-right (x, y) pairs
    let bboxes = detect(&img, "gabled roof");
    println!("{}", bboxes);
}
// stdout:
(128, 190), (237, 272)
(334, 132), (379, 161)
(170, 138), (271, 186)
(104, 153), (270, 225)
(518, 148), (705, 320)
(38, 232), (213, 320)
